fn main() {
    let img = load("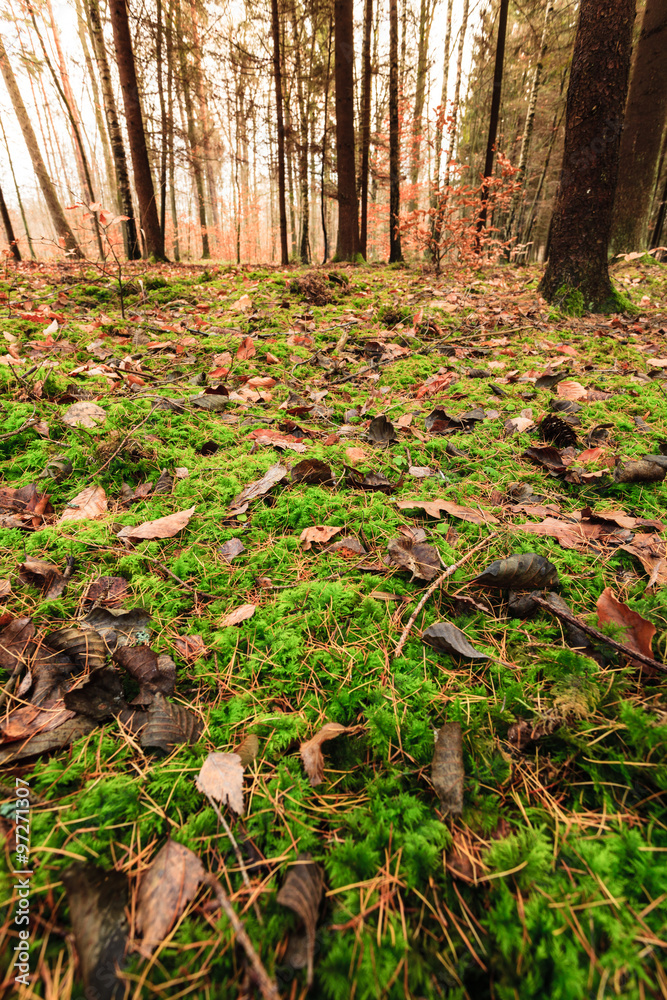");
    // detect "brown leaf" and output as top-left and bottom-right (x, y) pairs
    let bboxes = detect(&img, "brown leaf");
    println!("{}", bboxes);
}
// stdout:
(387, 536), (441, 581)
(596, 588), (656, 669)
(61, 401), (107, 428)
(422, 622), (489, 661)
(83, 576), (129, 606)
(62, 863), (128, 1000)
(18, 557), (67, 600)
(219, 538), (245, 563)
(113, 644), (175, 696)
(172, 634), (207, 662)
(397, 499), (498, 525)
(220, 603), (256, 627)
(0, 716), (96, 764)
(47, 627), (107, 673)
(431, 722), (464, 814)
(614, 460), (666, 484)
(346, 467), (404, 492)
(367, 414), (396, 443)
(138, 693), (202, 752)
(291, 458), (335, 485)
(556, 380), (587, 400)
(196, 751), (244, 815)
(0, 578), (10, 598)
(300, 525), (343, 550)
(117, 506), (196, 541)
(620, 534), (667, 588)
(235, 733), (259, 766)
(0, 617), (35, 671)
(345, 446), (368, 465)
(523, 445), (568, 474)
(300, 722), (353, 786)
(63, 667), (126, 720)
(1, 699), (74, 741)
(82, 607), (151, 651)
(236, 335), (256, 358)
(473, 553), (559, 590)
(229, 464), (287, 515)
(136, 840), (204, 957)
(276, 855), (324, 987)
(58, 485), (108, 523)
(328, 537), (367, 557)
(0, 483), (54, 526)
